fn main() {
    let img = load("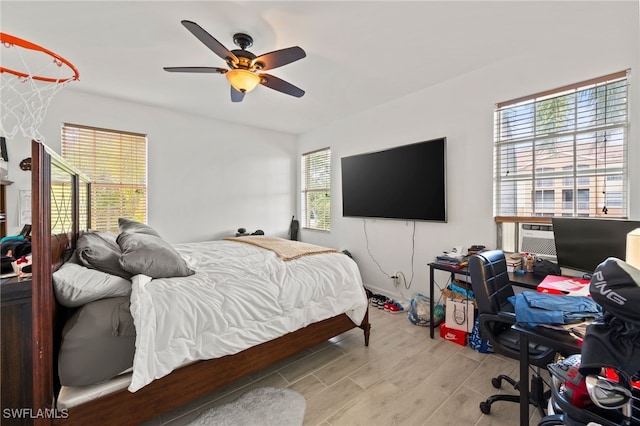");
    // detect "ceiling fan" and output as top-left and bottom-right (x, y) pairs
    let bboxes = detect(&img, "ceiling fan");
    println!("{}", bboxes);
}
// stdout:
(164, 20), (306, 103)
